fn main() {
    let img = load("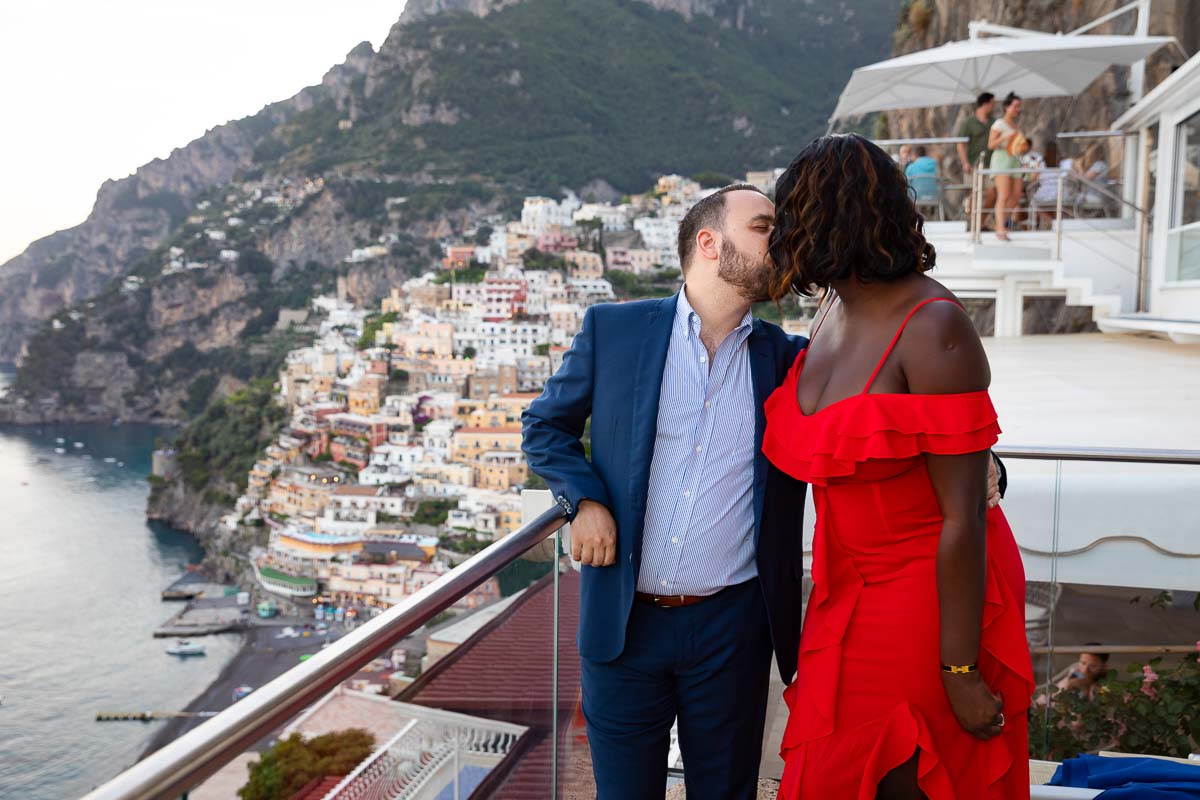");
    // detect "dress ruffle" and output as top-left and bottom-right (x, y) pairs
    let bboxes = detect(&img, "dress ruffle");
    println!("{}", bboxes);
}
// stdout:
(762, 351), (1001, 485)
(780, 525), (1034, 751)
